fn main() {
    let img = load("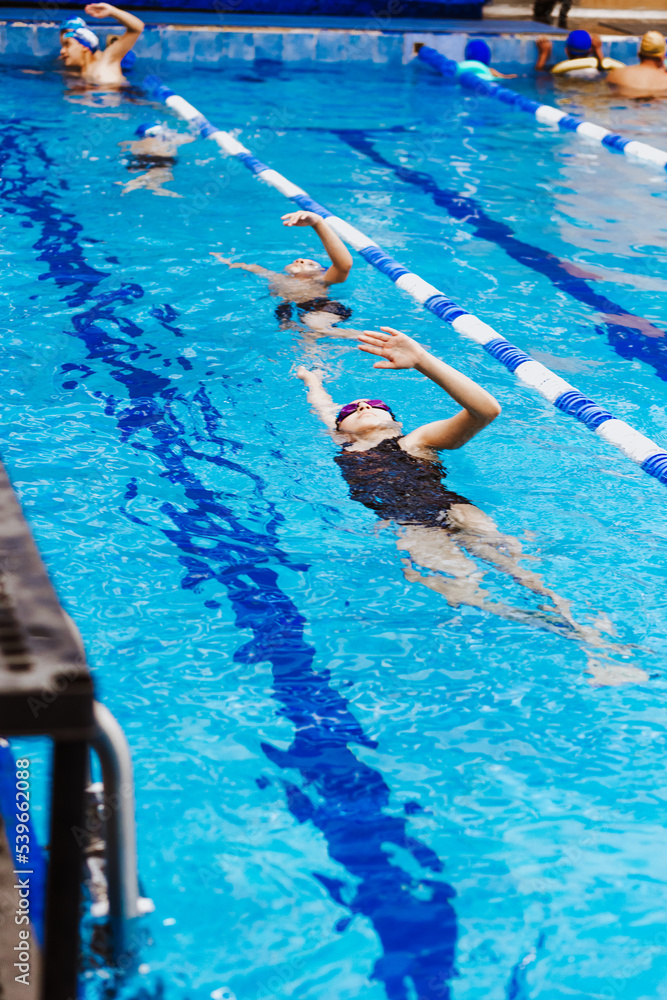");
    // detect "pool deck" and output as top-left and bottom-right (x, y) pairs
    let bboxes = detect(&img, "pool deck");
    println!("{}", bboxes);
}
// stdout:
(0, 6), (561, 32)
(0, 5), (641, 67)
